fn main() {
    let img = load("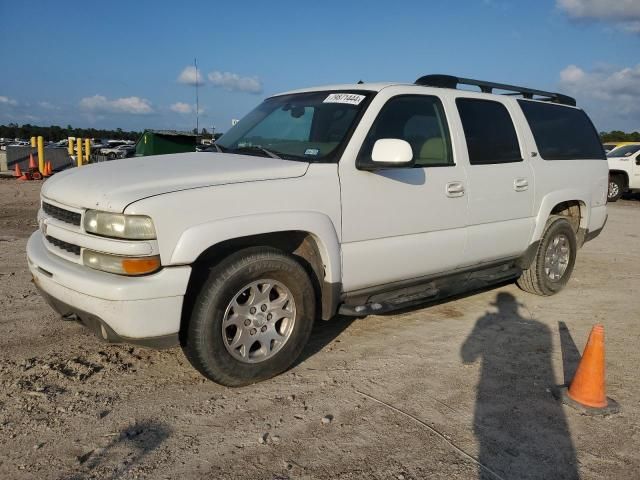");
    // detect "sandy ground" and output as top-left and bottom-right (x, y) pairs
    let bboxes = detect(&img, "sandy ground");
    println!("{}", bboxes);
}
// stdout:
(1, 178), (639, 480)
